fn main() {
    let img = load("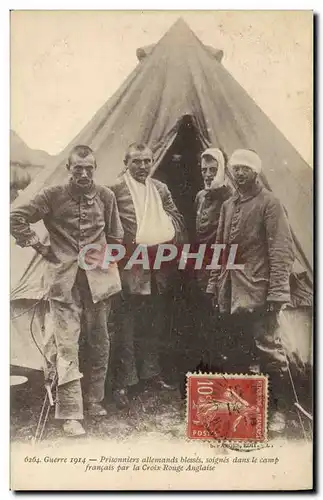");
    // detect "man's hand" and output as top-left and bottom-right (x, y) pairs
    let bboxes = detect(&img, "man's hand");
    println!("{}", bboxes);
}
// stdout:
(32, 242), (60, 264)
(266, 301), (283, 313)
